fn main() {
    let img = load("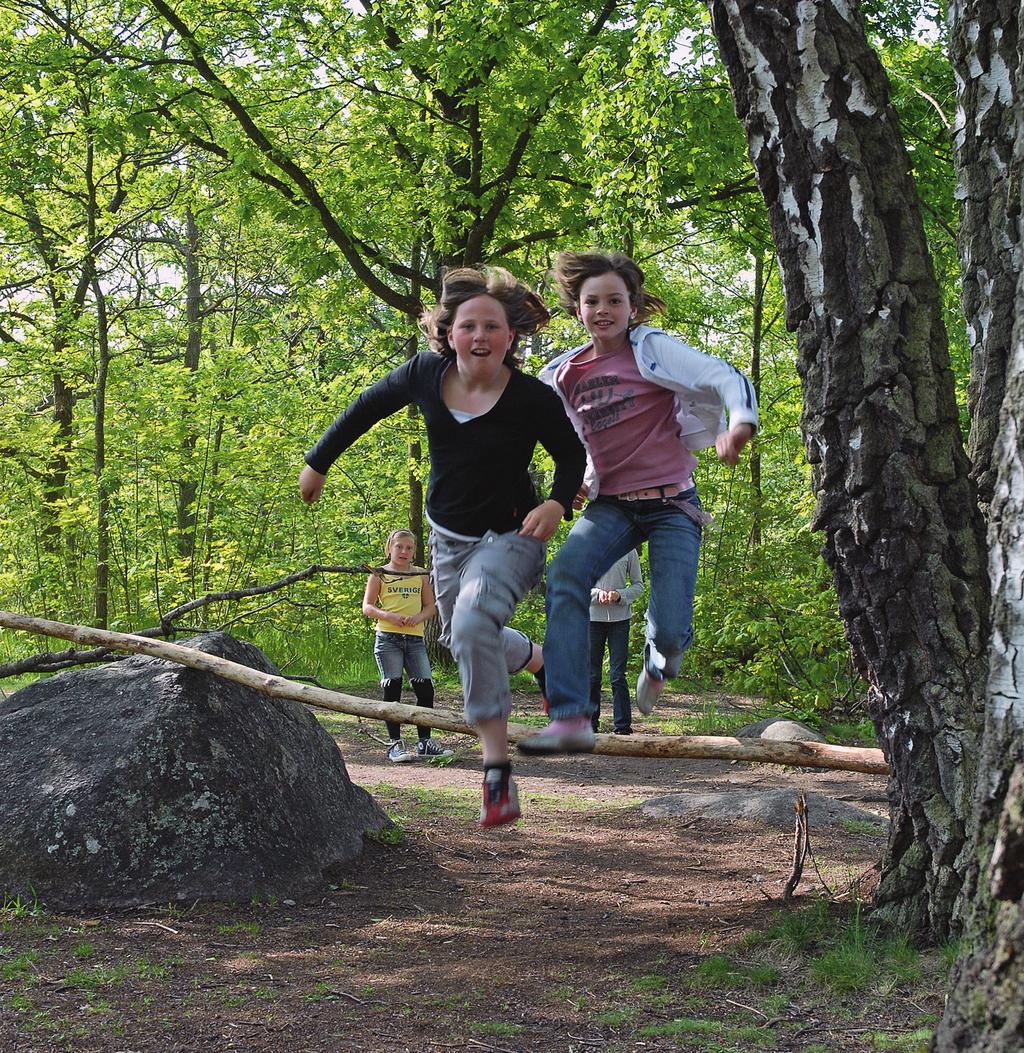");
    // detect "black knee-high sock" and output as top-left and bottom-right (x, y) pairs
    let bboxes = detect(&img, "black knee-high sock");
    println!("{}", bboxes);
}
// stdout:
(381, 677), (403, 741)
(411, 678), (434, 742)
